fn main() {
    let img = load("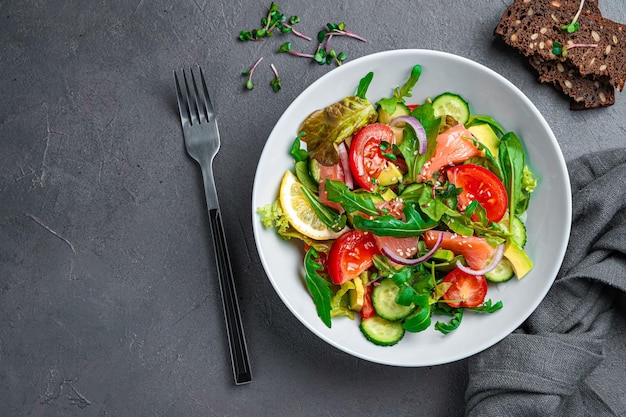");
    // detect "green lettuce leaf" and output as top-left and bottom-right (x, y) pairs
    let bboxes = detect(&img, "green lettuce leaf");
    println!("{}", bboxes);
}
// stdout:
(299, 96), (377, 166)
